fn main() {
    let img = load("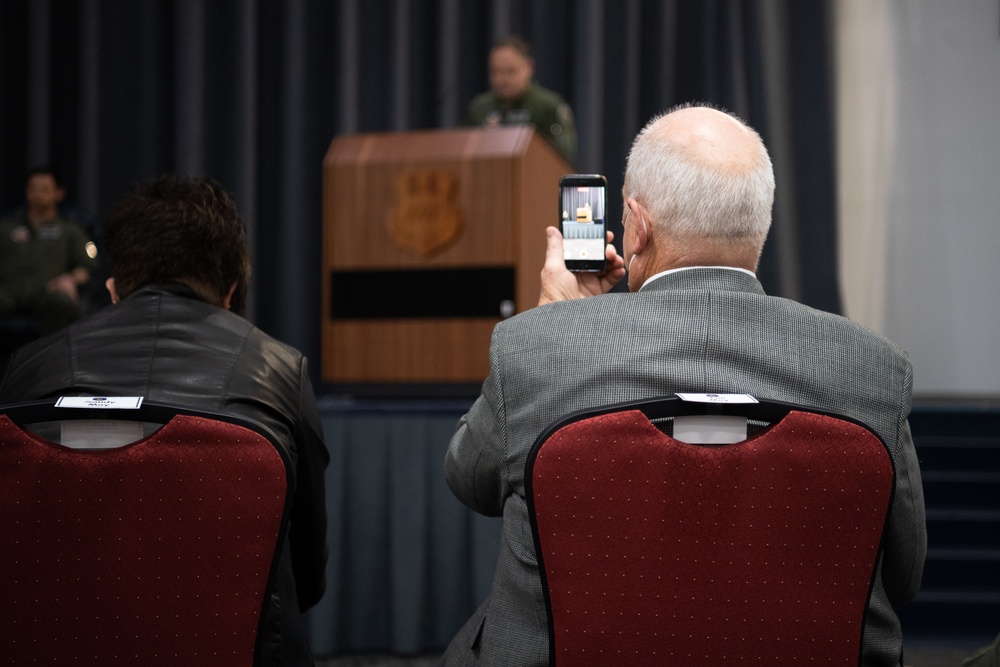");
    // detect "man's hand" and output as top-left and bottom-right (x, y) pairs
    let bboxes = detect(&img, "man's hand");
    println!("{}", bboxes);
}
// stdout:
(47, 268), (89, 303)
(538, 226), (626, 306)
